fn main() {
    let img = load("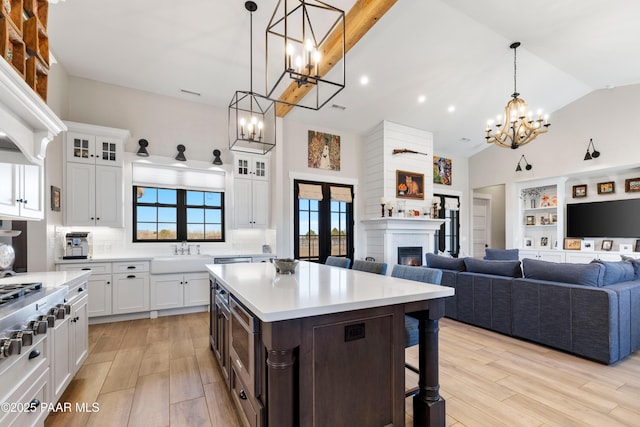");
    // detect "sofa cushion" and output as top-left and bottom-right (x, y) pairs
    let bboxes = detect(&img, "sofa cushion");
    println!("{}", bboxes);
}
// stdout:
(522, 258), (605, 287)
(425, 253), (466, 271)
(484, 248), (519, 260)
(591, 260), (635, 285)
(620, 255), (640, 279)
(463, 258), (522, 278)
